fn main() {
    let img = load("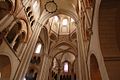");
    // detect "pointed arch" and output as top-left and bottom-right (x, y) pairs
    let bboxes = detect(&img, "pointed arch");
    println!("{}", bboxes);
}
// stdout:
(90, 54), (102, 80)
